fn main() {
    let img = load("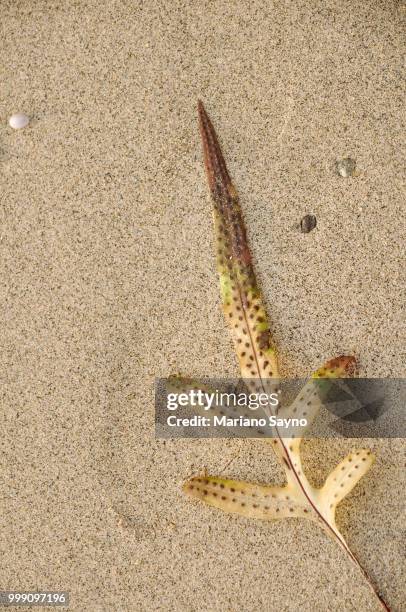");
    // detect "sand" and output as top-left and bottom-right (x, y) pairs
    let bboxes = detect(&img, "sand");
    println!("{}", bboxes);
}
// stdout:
(1, 1), (405, 610)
